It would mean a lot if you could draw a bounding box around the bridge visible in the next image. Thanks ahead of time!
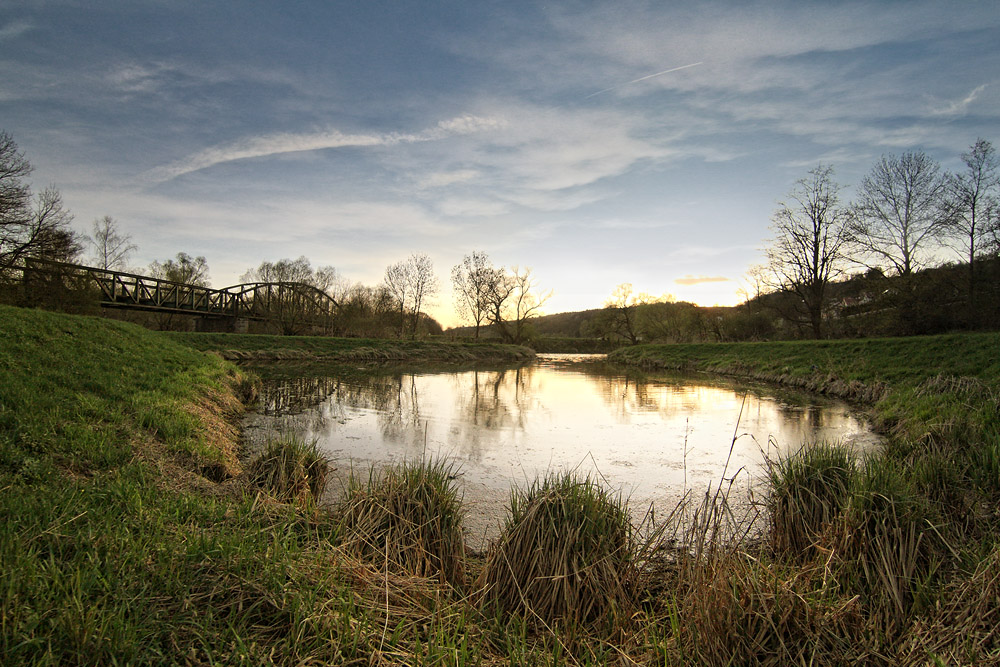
[14,258,340,332]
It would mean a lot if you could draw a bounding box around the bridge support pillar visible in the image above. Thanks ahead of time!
[232,317,249,333]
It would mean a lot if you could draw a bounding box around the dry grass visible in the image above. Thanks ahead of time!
[337,459,466,587]
[894,547,1000,666]
[767,443,857,559]
[478,474,650,638]
[245,436,331,505]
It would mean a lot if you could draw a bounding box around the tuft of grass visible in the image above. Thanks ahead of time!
[478,473,644,636]
[337,459,465,586]
[245,436,330,505]
[838,456,950,631]
[767,442,857,559]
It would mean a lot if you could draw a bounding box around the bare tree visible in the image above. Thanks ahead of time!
[850,151,950,276]
[483,265,551,344]
[383,253,439,338]
[943,138,999,311]
[406,253,438,338]
[149,252,210,286]
[87,215,137,270]
[451,250,495,339]
[0,131,80,269]
[240,256,342,334]
[764,165,850,338]
[383,259,410,337]
[598,283,647,344]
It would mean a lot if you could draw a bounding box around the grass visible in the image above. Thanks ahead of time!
[166,330,537,364]
[767,442,856,559]
[5,304,1000,664]
[245,435,330,505]
[337,458,466,587]
[479,474,646,638]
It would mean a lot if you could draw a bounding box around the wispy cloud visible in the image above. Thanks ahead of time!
[585,61,703,98]
[147,115,505,182]
[929,84,988,117]
[0,20,34,42]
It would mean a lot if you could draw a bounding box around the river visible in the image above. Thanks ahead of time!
[242,353,879,547]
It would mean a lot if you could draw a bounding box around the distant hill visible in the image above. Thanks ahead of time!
[445,308,606,339]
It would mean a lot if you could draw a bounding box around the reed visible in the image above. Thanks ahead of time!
[767,442,857,559]
[245,436,330,505]
[337,459,465,586]
[478,473,645,637]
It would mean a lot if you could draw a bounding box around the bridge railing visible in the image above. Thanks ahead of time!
[16,259,340,329]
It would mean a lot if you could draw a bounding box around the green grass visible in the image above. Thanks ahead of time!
[613,333,1000,664]
[167,330,536,364]
[479,474,647,639]
[245,436,330,505]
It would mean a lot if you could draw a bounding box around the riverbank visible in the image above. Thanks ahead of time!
[166,331,535,363]
[3,307,998,664]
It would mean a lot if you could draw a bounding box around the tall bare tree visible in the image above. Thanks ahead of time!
[406,253,438,337]
[383,253,439,338]
[597,283,647,344]
[0,131,80,268]
[383,259,410,338]
[850,151,949,276]
[451,250,495,339]
[764,165,850,338]
[87,215,137,270]
[149,252,210,286]
[241,256,342,334]
[943,138,999,312]
[483,266,551,344]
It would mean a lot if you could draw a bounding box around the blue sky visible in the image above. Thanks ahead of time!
[2,1,998,325]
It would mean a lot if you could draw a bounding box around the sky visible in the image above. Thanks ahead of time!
[2,1,999,327]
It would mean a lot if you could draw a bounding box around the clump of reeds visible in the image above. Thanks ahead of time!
[767,443,856,559]
[337,459,465,587]
[659,487,872,666]
[245,436,330,505]
[478,473,644,636]
[839,456,949,631]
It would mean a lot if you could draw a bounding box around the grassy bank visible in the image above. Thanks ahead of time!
[610,334,1000,662]
[166,330,535,364]
[610,333,1000,439]
[4,306,999,664]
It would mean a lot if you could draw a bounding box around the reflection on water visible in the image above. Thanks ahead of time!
[243,354,880,523]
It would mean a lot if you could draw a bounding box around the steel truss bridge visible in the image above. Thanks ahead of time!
[15,258,340,330]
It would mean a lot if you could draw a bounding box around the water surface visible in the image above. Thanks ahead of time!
[243,354,878,541]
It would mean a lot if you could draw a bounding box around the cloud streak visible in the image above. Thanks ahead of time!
[929,84,988,117]
[585,62,704,98]
[147,115,505,182]
[675,275,731,286]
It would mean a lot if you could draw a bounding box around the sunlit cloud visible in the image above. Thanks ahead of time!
[675,275,730,286]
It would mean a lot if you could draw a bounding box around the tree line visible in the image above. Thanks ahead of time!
[760,139,999,339]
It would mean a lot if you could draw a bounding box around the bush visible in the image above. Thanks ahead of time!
[337,459,465,586]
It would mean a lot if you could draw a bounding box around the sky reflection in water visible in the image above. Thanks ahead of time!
[244,354,879,520]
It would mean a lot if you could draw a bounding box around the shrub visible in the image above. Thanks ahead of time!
[337,459,465,586]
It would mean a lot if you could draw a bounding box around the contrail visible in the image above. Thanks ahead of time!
[585,61,703,99]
